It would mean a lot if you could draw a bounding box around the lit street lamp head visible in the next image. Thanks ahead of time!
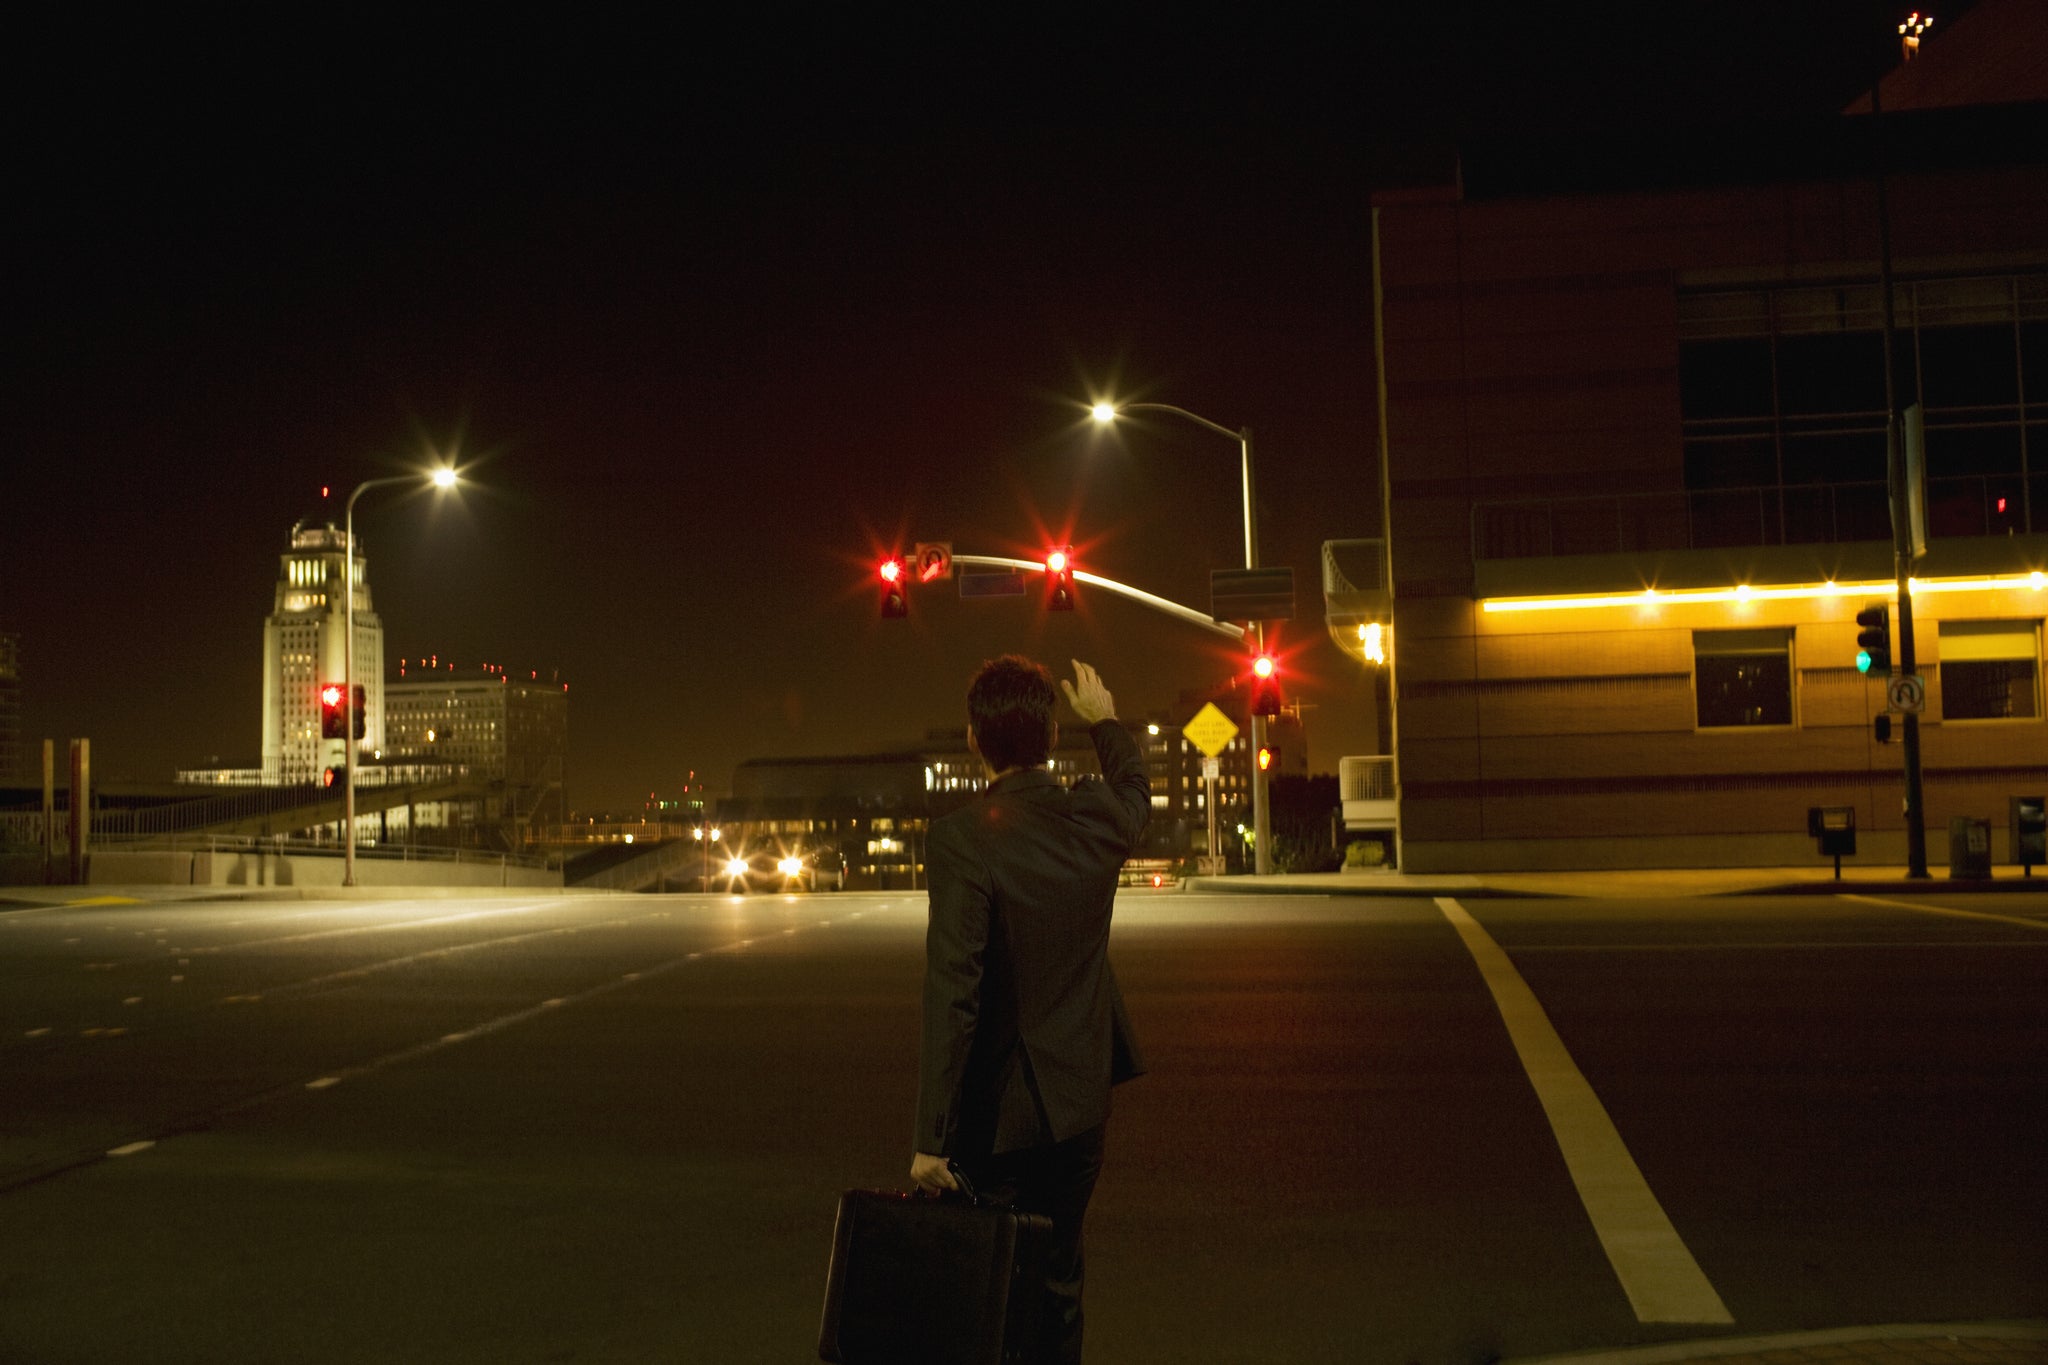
[430,467,458,489]
[1090,402,1117,424]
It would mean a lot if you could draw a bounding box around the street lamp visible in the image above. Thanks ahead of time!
[342,463,461,887]
[1091,400,1273,874]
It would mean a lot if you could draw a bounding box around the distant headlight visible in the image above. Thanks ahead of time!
[724,857,748,877]
[777,856,803,877]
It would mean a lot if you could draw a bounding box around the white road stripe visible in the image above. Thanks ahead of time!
[1436,897,1733,1326]
[107,1141,155,1157]
[1838,893,2048,933]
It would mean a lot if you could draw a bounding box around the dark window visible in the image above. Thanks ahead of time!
[1781,428,1886,486]
[1776,332,1886,416]
[1695,629,1793,728]
[1684,435,1777,489]
[1943,661,2039,719]
[1679,339,1774,419]
[1923,420,2023,477]
[1919,323,2019,409]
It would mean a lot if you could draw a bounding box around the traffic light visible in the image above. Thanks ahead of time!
[1249,652,1282,717]
[348,685,365,741]
[1045,547,1075,612]
[320,683,346,739]
[879,558,908,618]
[1257,745,1274,772]
[321,765,346,788]
[1855,603,1891,675]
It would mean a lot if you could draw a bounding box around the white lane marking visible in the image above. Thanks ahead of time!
[305,1077,340,1090]
[1515,939,2048,952]
[107,1141,155,1157]
[122,996,142,1005]
[1838,893,2048,933]
[1436,897,1733,1326]
[24,1027,50,1038]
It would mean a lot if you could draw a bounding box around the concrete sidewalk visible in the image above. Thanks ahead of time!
[1505,1319,2048,1364]
[1182,863,2048,900]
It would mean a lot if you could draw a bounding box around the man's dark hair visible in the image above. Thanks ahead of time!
[967,655,1056,772]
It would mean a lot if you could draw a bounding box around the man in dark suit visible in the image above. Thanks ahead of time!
[910,655,1150,1364]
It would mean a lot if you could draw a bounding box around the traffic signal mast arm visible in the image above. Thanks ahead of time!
[948,553,1246,641]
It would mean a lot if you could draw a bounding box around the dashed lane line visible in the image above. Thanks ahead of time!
[0,901,902,1193]
[1436,897,1734,1327]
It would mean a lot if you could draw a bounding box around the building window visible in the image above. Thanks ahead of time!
[1939,620,2040,721]
[1694,629,1793,729]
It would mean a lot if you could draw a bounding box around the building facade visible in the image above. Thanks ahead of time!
[1373,54,2048,869]
[260,517,384,785]
[382,665,570,831]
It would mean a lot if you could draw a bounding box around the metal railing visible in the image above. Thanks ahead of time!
[1339,756,1395,803]
[1472,476,2039,561]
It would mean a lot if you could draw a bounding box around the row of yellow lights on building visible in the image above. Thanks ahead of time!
[1481,572,2048,614]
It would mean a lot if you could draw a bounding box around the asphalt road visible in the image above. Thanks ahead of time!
[0,887,2041,1364]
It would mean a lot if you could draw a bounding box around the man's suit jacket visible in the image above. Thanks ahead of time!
[916,719,1151,1159]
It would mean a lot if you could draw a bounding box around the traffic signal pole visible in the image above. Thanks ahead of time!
[1874,72,1930,879]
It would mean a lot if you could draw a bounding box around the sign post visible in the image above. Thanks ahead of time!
[1184,703,1240,875]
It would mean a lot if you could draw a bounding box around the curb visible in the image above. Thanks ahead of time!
[1501,1319,2048,1364]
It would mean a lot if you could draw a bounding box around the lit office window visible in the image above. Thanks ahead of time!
[1938,620,2040,720]
[1694,629,1793,728]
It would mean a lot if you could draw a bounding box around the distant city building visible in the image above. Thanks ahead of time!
[383,661,569,829]
[0,632,19,780]
[260,516,383,784]
[714,701,1309,883]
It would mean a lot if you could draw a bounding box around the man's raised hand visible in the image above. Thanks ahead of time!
[1060,659,1117,725]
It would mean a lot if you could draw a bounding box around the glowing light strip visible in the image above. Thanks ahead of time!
[1482,571,2048,613]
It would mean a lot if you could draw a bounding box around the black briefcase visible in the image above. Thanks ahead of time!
[817,1173,1053,1365]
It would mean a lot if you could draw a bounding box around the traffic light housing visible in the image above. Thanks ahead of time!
[1855,604,1891,675]
[1045,547,1075,612]
[1249,653,1282,717]
[320,683,347,739]
[879,558,908,618]
[349,685,365,741]
[321,765,346,789]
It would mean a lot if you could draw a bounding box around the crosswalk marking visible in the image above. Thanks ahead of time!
[1436,897,1733,1326]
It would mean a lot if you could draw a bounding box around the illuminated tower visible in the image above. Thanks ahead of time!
[261,517,384,784]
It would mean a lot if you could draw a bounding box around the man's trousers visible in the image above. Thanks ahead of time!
[959,1122,1108,1365]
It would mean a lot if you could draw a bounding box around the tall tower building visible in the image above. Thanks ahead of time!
[261,517,384,784]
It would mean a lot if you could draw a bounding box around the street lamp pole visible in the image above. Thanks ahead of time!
[342,467,458,888]
[1094,401,1273,874]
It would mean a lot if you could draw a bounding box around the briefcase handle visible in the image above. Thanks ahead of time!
[911,1161,984,1207]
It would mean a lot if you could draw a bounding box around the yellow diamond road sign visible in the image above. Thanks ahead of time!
[1183,702,1239,759]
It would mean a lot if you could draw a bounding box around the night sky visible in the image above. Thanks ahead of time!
[3,5,1929,813]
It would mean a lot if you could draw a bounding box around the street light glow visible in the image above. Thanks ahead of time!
[431,467,458,489]
[1090,402,1116,423]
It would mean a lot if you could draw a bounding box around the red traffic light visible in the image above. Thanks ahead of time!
[1248,653,1282,717]
[880,557,909,618]
[320,684,344,706]
[1046,547,1075,612]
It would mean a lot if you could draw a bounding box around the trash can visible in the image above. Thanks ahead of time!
[2010,796,2046,875]
[1949,816,1992,880]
